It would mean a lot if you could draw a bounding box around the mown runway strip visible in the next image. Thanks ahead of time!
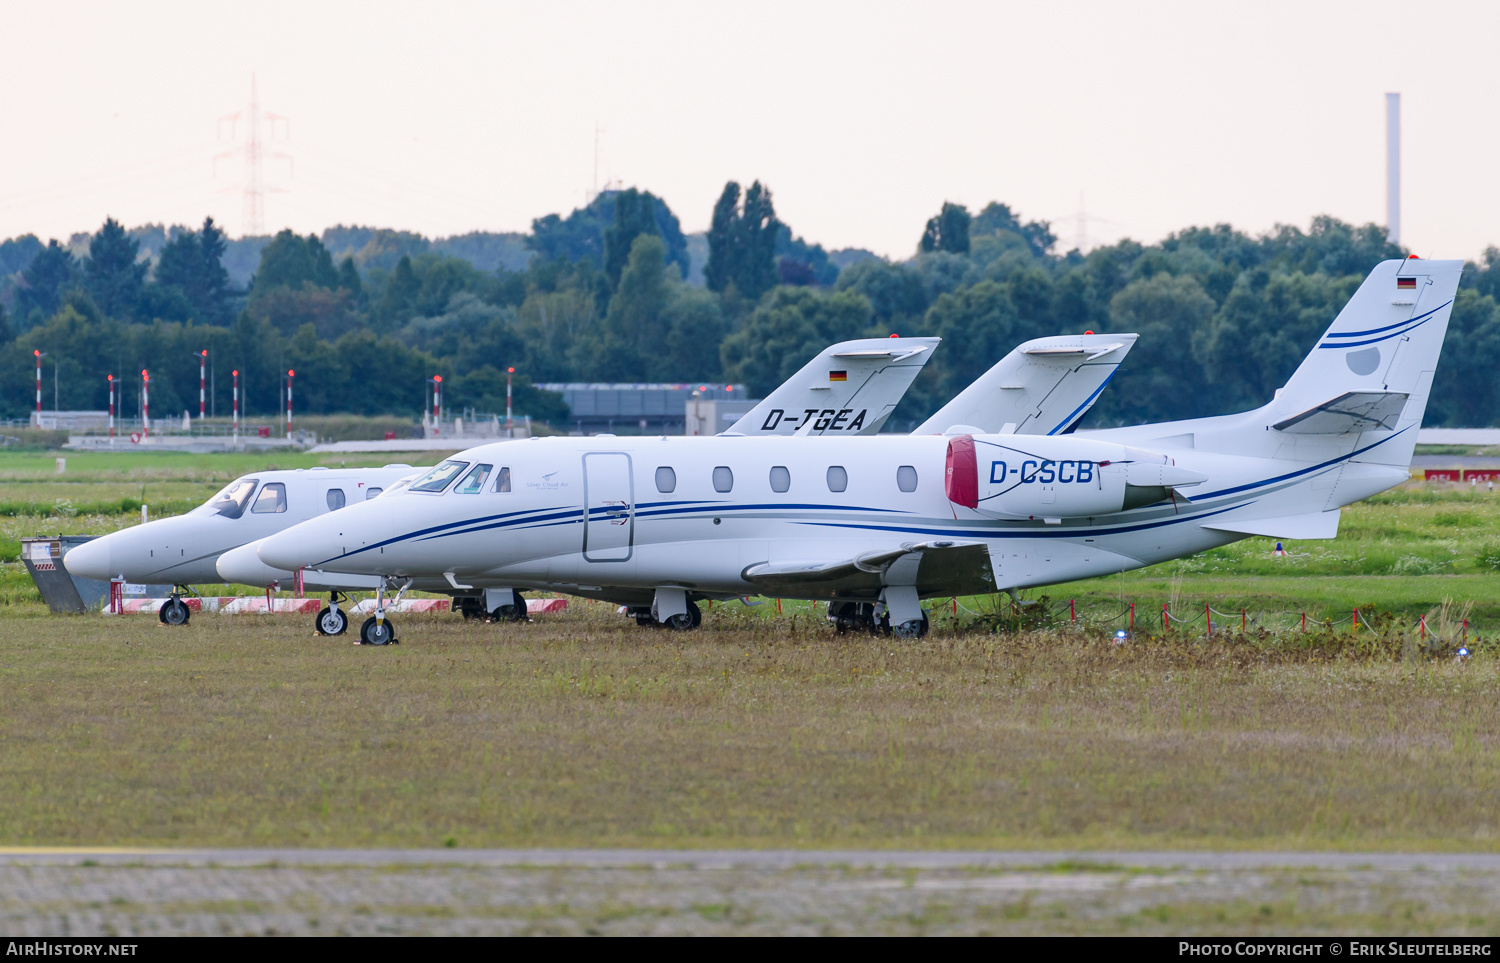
[4,849,1500,935]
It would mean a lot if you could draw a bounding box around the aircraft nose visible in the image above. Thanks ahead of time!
[62,536,113,581]
[258,510,360,572]
[217,541,289,588]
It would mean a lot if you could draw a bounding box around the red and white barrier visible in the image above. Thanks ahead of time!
[102,595,568,616]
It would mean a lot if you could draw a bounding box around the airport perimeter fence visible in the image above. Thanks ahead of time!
[744,594,1480,648]
[939,595,1478,646]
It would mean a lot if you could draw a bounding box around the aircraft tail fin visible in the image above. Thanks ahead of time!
[726,337,940,436]
[1270,258,1462,466]
[913,333,1137,436]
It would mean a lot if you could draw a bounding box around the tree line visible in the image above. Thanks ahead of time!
[1,186,1499,428]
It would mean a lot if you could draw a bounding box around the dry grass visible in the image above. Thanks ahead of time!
[0,602,1496,851]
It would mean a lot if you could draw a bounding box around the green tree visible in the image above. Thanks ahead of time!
[249,230,339,296]
[154,217,232,324]
[336,256,363,301]
[704,180,780,301]
[378,255,420,331]
[1094,273,1218,423]
[14,240,77,325]
[83,218,147,319]
[720,288,873,396]
[919,202,971,255]
[604,188,660,289]
[591,234,671,380]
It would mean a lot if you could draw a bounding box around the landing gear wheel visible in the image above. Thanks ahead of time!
[159,597,190,626]
[456,597,486,621]
[360,616,396,646]
[829,602,857,635]
[316,606,349,636]
[491,591,528,623]
[663,600,702,631]
[893,614,930,639]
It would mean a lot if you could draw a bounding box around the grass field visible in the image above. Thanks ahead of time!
[0,605,1495,850]
[0,449,1497,853]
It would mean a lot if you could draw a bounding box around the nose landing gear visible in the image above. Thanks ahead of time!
[158,586,193,626]
[316,591,350,636]
[357,578,410,646]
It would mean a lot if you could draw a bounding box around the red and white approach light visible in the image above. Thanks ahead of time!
[106,374,116,443]
[506,367,514,438]
[232,370,240,439]
[140,369,150,442]
[284,369,294,439]
[198,350,207,419]
[33,350,44,416]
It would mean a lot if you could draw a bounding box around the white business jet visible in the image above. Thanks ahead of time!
[257,258,1456,645]
[226,333,1137,637]
[63,465,421,628]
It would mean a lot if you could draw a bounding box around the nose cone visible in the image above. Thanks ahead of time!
[217,540,290,588]
[258,499,392,573]
[62,537,113,581]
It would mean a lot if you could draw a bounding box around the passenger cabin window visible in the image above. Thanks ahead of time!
[826,466,848,493]
[897,466,918,492]
[251,482,287,514]
[207,478,257,519]
[495,467,512,493]
[713,466,734,493]
[769,466,790,493]
[326,488,346,511]
[454,463,492,494]
[655,466,676,493]
[365,487,383,500]
[409,460,469,493]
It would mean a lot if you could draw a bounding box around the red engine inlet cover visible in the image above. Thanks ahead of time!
[945,434,978,508]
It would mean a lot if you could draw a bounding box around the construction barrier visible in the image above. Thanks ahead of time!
[1425,468,1500,483]
[102,596,569,616]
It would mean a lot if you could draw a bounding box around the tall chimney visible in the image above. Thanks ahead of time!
[1386,92,1401,245]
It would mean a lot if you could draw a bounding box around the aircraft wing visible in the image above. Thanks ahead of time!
[725,336,941,436]
[913,333,1137,436]
[1271,391,1409,434]
[741,540,996,598]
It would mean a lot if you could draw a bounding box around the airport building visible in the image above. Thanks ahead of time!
[536,383,756,435]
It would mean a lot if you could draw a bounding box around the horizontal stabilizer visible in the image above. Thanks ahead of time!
[1200,510,1341,540]
[1272,391,1409,434]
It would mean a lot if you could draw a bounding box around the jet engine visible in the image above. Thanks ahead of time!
[945,434,1205,520]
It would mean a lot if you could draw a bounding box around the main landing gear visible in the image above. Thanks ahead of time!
[158,586,193,626]
[315,591,350,636]
[490,590,528,623]
[627,599,702,630]
[828,601,928,638]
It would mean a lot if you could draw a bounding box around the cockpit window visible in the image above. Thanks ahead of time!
[408,460,470,493]
[454,463,493,494]
[250,482,287,514]
[206,478,258,519]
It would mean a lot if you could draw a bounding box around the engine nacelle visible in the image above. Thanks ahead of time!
[945,433,1204,519]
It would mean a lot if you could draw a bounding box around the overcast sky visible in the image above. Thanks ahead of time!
[2,0,1496,261]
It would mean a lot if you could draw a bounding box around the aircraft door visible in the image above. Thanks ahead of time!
[582,452,634,562]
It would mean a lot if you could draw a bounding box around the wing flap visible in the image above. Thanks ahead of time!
[741,541,995,597]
